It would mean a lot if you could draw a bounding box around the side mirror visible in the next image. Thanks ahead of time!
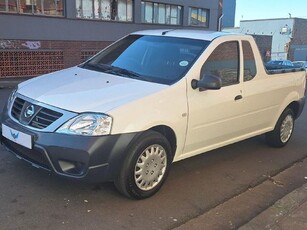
[191,74,222,91]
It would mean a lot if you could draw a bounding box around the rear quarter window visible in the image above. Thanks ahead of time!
[242,40,257,81]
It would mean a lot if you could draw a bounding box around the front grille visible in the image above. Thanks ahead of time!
[30,108,63,129]
[11,97,25,120]
[11,97,63,129]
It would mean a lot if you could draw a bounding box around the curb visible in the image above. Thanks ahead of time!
[173,158,307,230]
[0,81,19,89]
[238,183,307,230]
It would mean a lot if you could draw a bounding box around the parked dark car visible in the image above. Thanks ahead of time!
[265,60,294,70]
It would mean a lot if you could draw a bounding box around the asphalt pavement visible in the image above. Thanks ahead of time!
[0,79,307,230]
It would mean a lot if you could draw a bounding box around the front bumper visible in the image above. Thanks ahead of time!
[0,115,139,183]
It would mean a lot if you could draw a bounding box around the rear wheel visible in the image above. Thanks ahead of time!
[115,130,172,199]
[266,108,294,147]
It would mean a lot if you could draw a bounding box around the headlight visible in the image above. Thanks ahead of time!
[56,113,112,136]
[7,87,18,110]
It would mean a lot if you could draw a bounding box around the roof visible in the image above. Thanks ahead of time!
[131,29,234,41]
[240,17,307,23]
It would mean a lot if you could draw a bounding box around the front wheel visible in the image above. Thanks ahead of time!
[266,108,295,147]
[115,130,172,199]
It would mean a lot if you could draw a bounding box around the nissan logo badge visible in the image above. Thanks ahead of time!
[24,105,35,118]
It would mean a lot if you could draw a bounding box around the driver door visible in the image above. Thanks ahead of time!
[183,41,246,157]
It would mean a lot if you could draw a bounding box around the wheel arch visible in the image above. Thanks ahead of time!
[271,91,305,129]
[150,125,177,159]
[287,97,305,119]
[288,101,300,119]
[272,101,299,129]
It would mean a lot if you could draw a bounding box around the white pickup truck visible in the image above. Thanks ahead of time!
[1,30,306,199]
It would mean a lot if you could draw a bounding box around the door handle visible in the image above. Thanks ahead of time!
[234,95,243,101]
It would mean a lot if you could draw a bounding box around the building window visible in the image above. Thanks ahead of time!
[76,0,133,21]
[0,0,64,16]
[0,0,17,12]
[188,7,209,27]
[141,1,182,25]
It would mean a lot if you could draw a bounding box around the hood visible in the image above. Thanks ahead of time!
[18,67,167,113]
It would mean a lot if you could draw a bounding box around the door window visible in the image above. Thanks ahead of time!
[201,41,240,87]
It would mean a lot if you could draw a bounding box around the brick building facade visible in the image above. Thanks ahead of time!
[0,40,110,78]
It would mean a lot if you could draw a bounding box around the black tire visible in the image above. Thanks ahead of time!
[114,130,172,199]
[266,108,295,148]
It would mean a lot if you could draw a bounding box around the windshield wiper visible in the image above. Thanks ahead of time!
[106,66,151,82]
[81,63,152,82]
[80,63,110,72]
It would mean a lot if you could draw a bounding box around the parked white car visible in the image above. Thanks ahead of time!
[293,61,307,68]
[1,30,306,199]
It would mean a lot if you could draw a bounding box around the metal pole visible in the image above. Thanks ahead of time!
[218,14,224,31]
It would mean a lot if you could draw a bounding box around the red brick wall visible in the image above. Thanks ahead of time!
[0,40,111,78]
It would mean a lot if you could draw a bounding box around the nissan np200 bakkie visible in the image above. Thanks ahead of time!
[1,30,306,199]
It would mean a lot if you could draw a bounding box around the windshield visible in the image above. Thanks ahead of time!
[81,35,210,85]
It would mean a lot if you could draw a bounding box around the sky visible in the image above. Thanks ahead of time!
[235,0,307,26]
